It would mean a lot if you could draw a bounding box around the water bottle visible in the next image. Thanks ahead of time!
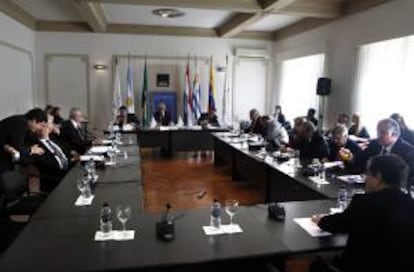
[338,185,348,211]
[210,199,222,229]
[100,202,113,235]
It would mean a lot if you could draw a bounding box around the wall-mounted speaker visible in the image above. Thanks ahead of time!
[316,77,331,96]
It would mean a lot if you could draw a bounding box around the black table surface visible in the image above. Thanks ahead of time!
[213,134,364,199]
[0,200,346,271]
[32,181,143,220]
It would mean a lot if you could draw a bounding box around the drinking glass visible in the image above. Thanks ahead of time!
[77,177,91,198]
[108,149,116,165]
[225,200,239,225]
[116,205,132,234]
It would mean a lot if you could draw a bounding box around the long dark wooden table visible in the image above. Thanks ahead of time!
[137,127,228,153]
[0,200,345,271]
[0,138,348,271]
[213,133,364,203]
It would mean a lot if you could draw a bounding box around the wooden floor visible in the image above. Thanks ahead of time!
[140,149,311,272]
[141,149,263,214]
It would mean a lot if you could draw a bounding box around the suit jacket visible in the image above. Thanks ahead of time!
[114,113,139,127]
[197,113,219,127]
[328,138,362,162]
[349,125,370,139]
[248,117,267,136]
[30,138,70,192]
[401,128,414,146]
[153,111,171,126]
[354,138,414,187]
[292,132,329,160]
[60,120,91,154]
[0,115,30,173]
[318,188,414,272]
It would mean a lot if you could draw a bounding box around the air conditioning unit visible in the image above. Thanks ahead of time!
[235,48,269,59]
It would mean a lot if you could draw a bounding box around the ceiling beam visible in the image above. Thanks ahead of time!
[85,0,262,13]
[274,0,391,41]
[71,0,107,32]
[0,0,36,29]
[37,21,92,33]
[272,0,343,18]
[107,24,217,37]
[35,21,273,40]
[343,0,390,14]
[216,0,299,38]
[273,18,334,40]
[216,13,263,38]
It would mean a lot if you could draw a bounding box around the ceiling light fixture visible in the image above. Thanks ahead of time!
[152,8,185,19]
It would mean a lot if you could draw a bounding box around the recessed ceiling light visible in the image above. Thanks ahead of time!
[152,8,185,19]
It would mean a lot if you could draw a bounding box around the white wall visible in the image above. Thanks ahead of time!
[0,12,36,118]
[35,32,273,130]
[273,0,414,128]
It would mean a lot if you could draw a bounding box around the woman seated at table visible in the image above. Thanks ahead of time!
[153,102,171,126]
[348,113,370,139]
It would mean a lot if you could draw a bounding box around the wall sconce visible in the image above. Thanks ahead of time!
[94,64,107,70]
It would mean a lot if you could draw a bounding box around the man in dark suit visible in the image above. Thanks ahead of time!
[114,105,139,128]
[197,110,219,128]
[311,155,414,272]
[246,109,267,136]
[153,102,171,126]
[60,108,91,154]
[306,108,318,127]
[328,125,362,166]
[30,123,71,192]
[354,118,414,188]
[290,120,329,161]
[0,108,47,173]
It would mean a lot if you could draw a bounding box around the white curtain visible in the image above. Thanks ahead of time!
[354,35,414,135]
[278,54,325,124]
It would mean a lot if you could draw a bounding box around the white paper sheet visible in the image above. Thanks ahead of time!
[74,195,95,206]
[80,155,105,162]
[202,224,243,235]
[94,230,135,241]
[88,146,110,154]
[309,176,330,185]
[294,217,331,237]
[323,161,344,169]
[337,175,365,184]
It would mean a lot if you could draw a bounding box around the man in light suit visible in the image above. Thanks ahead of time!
[312,155,414,272]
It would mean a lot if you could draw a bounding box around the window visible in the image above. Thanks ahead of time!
[354,35,414,135]
[278,53,325,123]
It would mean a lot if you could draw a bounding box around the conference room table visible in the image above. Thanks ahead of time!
[0,135,348,271]
[213,132,365,203]
[0,199,346,271]
[137,126,229,153]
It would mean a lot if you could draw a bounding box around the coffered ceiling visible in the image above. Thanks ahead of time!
[0,0,391,41]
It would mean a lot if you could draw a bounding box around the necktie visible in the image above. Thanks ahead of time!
[46,139,69,170]
[380,147,388,155]
[77,126,85,141]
